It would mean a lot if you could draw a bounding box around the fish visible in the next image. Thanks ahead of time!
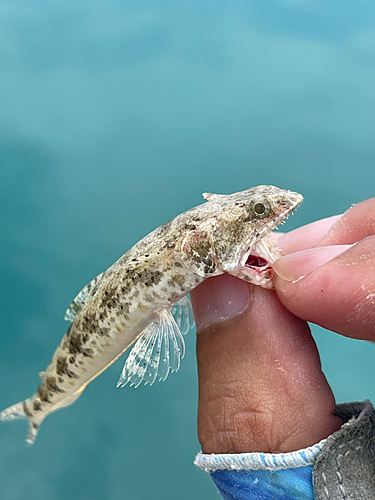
[1,185,303,445]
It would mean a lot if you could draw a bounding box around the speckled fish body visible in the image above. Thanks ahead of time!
[1,185,303,444]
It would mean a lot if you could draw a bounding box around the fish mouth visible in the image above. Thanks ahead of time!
[235,235,280,288]
[245,255,269,268]
[242,237,275,283]
[245,254,270,272]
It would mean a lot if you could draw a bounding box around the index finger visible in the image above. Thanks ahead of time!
[317,197,375,246]
[277,197,375,255]
[276,215,342,254]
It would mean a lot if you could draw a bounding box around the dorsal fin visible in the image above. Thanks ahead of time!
[64,272,105,322]
[202,192,224,202]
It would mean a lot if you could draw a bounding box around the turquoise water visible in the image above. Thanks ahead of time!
[1,1,375,499]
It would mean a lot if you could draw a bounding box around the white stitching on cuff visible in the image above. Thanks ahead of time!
[194,439,327,472]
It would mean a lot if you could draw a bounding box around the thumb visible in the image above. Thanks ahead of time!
[190,273,341,455]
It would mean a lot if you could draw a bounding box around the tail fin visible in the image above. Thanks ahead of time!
[1,400,43,446]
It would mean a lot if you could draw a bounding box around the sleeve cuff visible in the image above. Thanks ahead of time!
[194,438,326,472]
[194,441,325,499]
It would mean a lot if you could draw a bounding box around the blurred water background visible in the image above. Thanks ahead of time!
[1,1,375,499]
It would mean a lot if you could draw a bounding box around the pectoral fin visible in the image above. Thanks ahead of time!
[171,295,195,335]
[117,308,185,389]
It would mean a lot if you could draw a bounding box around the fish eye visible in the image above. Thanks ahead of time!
[254,203,265,215]
[248,197,272,218]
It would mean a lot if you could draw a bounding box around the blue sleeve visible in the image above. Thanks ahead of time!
[210,466,314,499]
[195,439,326,500]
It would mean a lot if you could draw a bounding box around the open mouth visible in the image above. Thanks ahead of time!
[245,254,269,269]
[242,236,278,273]
[238,237,277,287]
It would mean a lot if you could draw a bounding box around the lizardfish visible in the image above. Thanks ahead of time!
[1,185,303,445]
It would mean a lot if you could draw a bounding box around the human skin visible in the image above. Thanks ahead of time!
[191,197,375,454]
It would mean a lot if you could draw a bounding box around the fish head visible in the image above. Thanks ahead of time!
[211,185,303,288]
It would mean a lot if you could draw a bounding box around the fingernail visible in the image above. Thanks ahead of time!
[191,274,251,332]
[276,215,342,254]
[273,245,353,282]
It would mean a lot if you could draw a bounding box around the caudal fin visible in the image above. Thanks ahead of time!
[1,400,42,446]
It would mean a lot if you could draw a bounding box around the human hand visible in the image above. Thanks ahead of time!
[190,197,375,455]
